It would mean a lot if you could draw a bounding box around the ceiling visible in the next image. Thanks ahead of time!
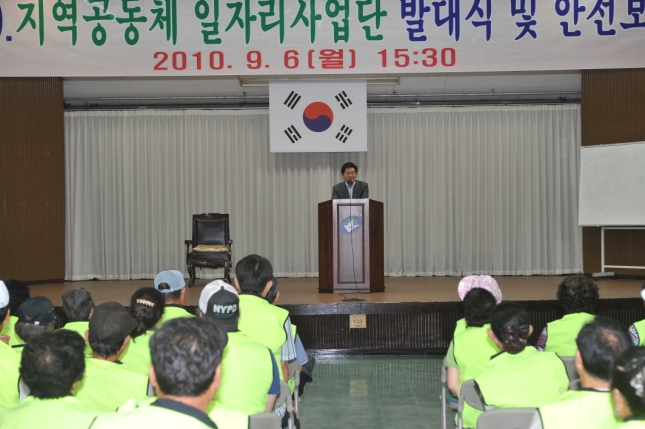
[63,70,581,109]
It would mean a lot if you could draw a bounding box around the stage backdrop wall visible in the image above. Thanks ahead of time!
[65,105,582,280]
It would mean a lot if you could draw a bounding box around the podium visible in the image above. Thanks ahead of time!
[318,199,384,293]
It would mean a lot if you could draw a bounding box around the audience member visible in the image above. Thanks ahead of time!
[536,275,598,355]
[454,275,503,337]
[154,270,194,326]
[446,287,499,397]
[0,279,30,347]
[531,317,631,429]
[119,288,165,376]
[199,280,279,416]
[0,281,20,410]
[13,296,57,351]
[462,302,569,429]
[628,283,645,346]
[0,330,96,428]
[90,317,227,429]
[60,287,95,356]
[73,302,149,413]
[234,255,297,426]
[611,347,645,427]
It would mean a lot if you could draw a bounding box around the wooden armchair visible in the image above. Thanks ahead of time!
[185,213,233,287]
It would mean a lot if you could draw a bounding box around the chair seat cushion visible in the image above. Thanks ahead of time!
[190,245,230,254]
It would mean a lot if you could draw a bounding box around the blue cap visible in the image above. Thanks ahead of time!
[154,270,185,293]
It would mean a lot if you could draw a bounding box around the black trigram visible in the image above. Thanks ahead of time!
[335,125,353,143]
[284,125,302,143]
[335,91,352,109]
[283,91,302,109]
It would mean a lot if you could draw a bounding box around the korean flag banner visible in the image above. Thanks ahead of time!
[269,81,367,153]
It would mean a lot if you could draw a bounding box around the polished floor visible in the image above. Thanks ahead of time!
[299,356,444,429]
[30,276,643,307]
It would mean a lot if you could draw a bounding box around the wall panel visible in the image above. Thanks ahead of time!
[0,78,65,282]
[581,69,645,275]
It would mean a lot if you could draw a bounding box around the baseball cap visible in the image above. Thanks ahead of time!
[154,270,185,293]
[0,281,9,308]
[457,275,502,304]
[199,280,239,330]
[17,297,57,325]
[89,302,137,343]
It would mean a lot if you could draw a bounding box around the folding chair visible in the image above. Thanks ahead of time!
[441,357,459,429]
[559,356,580,390]
[274,380,295,429]
[457,379,486,429]
[288,359,300,413]
[476,408,539,429]
[249,412,282,429]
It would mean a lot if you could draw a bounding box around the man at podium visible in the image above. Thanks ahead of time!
[331,162,369,199]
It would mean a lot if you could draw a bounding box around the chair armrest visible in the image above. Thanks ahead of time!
[228,239,233,246]
[185,240,194,253]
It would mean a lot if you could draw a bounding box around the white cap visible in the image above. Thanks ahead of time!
[0,281,9,308]
[199,280,238,315]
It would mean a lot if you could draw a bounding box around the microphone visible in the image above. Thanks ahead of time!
[346,180,354,186]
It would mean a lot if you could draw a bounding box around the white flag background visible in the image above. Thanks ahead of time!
[269,81,367,153]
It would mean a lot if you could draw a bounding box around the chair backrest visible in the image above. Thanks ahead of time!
[559,356,578,383]
[461,379,486,411]
[476,408,539,429]
[193,214,229,246]
[249,412,281,429]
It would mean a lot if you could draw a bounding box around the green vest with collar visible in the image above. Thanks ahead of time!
[538,389,620,429]
[545,312,595,356]
[157,305,195,328]
[454,318,467,337]
[453,324,499,385]
[617,421,645,428]
[73,357,149,413]
[0,340,20,410]
[90,398,217,429]
[0,395,96,429]
[462,347,569,429]
[237,294,288,379]
[59,321,93,357]
[207,331,274,416]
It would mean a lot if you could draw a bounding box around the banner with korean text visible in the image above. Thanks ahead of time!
[269,80,367,152]
[0,0,644,77]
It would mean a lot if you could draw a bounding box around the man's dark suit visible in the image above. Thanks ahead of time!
[331,180,369,199]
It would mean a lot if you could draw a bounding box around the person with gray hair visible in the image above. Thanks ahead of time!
[60,288,95,356]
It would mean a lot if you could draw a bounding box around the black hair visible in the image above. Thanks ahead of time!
[89,338,125,359]
[265,276,279,304]
[235,254,274,295]
[576,316,632,381]
[130,287,165,339]
[341,162,358,174]
[556,275,599,314]
[490,302,531,355]
[611,347,645,418]
[62,288,95,322]
[158,283,183,301]
[5,279,30,314]
[20,330,85,399]
[150,317,227,397]
[463,288,497,327]
[15,322,54,343]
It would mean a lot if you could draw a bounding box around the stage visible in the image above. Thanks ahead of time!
[32,276,645,355]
